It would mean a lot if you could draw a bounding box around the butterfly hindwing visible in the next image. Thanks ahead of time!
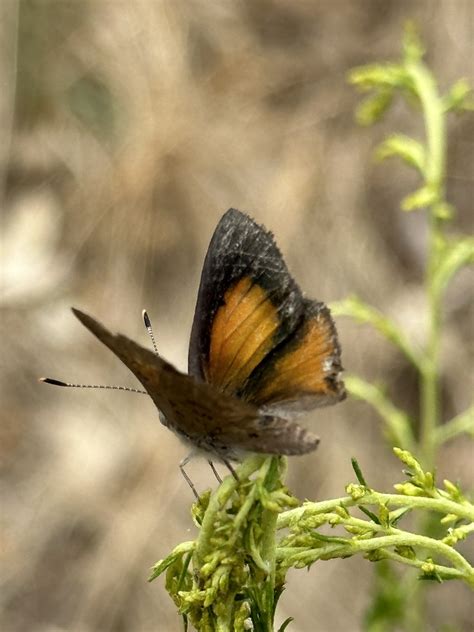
[241,299,345,416]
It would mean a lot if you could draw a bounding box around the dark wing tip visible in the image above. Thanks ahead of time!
[71,307,108,338]
[223,207,246,220]
[70,307,123,357]
[222,208,273,235]
[221,208,268,235]
[71,306,90,326]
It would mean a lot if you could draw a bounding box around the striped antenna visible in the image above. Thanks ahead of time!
[142,309,159,356]
[39,377,147,395]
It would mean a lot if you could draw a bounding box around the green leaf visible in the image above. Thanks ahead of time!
[402,22,425,63]
[433,202,455,221]
[389,507,412,526]
[359,505,381,524]
[432,237,474,297]
[351,457,369,486]
[375,134,425,173]
[148,542,195,582]
[149,554,180,583]
[278,617,294,632]
[442,479,465,502]
[348,63,407,91]
[401,185,439,211]
[443,78,473,112]
[355,89,394,126]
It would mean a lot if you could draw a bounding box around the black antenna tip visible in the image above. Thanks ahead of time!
[142,309,151,328]
[39,377,68,387]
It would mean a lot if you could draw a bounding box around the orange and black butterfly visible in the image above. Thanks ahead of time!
[42,209,345,475]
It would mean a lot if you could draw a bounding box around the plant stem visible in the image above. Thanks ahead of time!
[277,494,474,528]
[259,458,280,577]
[405,58,446,471]
[277,532,474,585]
[404,49,448,630]
[258,457,282,630]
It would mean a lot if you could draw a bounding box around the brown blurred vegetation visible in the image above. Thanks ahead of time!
[1,1,472,631]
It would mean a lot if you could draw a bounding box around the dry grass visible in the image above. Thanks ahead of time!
[1,1,472,630]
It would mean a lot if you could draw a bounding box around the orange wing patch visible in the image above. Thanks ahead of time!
[251,308,343,407]
[207,276,280,393]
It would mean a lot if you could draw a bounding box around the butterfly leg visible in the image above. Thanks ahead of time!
[179,454,200,500]
[222,458,239,482]
[208,460,222,484]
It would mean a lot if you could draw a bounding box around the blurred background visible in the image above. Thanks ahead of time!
[1,1,472,630]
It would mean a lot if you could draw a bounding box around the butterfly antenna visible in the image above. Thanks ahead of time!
[142,309,159,356]
[39,377,147,395]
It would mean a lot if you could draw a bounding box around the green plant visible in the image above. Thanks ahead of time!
[150,25,473,631]
[330,22,473,629]
[150,456,296,632]
[151,450,473,631]
[334,23,473,470]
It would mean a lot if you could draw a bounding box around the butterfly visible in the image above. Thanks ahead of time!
[42,209,345,487]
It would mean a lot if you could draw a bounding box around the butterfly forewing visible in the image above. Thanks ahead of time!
[188,209,304,389]
[207,276,281,392]
[72,309,319,456]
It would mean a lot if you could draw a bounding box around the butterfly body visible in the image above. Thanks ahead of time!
[71,209,345,459]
